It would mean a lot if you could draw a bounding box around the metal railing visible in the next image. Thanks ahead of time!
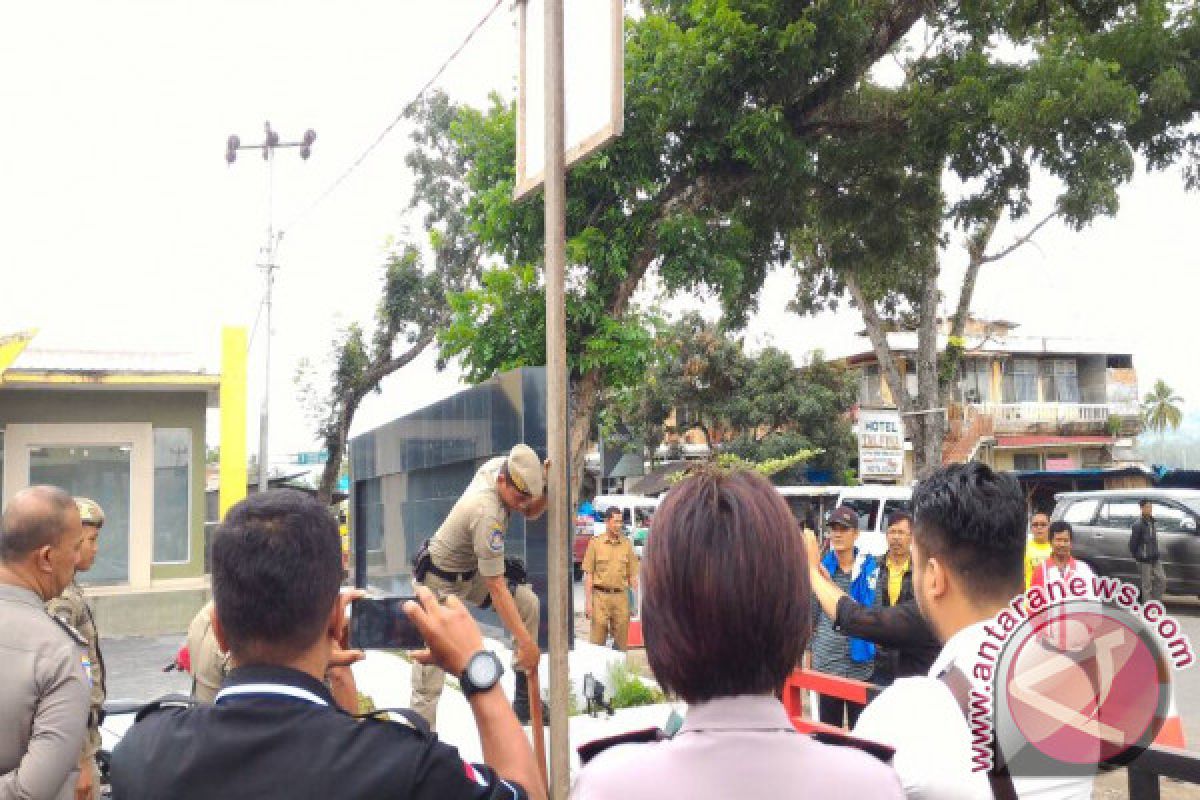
[785,667,1200,796]
[972,402,1111,433]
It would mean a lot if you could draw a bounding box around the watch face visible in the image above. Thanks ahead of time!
[467,653,500,688]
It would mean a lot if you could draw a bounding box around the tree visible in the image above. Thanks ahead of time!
[605,315,857,481]
[437,0,942,497]
[1143,379,1185,436]
[789,0,1200,473]
[298,94,483,503]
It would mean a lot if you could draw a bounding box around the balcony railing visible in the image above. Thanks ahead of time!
[971,402,1112,434]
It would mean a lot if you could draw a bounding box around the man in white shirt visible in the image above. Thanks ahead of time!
[852,464,1094,800]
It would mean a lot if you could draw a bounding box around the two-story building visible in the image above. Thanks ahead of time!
[845,317,1144,486]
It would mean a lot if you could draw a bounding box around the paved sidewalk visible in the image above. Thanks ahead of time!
[101,634,191,703]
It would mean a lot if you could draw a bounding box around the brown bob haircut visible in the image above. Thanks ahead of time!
[642,469,812,704]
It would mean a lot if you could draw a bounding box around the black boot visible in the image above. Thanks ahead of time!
[513,672,531,724]
[512,672,547,725]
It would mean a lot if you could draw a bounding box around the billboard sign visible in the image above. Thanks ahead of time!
[858,409,905,479]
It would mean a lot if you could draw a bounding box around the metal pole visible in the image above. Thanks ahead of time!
[543,0,570,796]
[258,147,275,493]
[258,259,273,492]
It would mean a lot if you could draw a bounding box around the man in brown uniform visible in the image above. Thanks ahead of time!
[583,506,639,650]
[410,444,548,728]
[184,601,230,704]
[46,497,106,800]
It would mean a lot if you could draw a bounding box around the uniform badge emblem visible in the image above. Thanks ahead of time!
[488,526,505,552]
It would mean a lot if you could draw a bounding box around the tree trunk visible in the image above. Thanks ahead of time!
[568,369,603,506]
[912,259,944,475]
[844,273,913,414]
[317,392,362,506]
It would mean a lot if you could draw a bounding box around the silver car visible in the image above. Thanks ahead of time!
[1051,489,1200,595]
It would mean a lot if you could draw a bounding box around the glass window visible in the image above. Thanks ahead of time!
[1013,453,1042,471]
[860,364,883,406]
[957,359,992,404]
[30,445,130,585]
[840,498,880,531]
[1098,501,1140,528]
[1040,359,1080,403]
[1005,359,1038,403]
[882,498,912,525]
[1152,503,1189,534]
[154,429,191,563]
[1062,499,1099,524]
[358,478,383,552]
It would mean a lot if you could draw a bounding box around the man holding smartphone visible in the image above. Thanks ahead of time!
[412,444,548,729]
[111,489,544,800]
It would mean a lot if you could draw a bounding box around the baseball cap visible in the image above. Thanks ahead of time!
[506,444,545,498]
[829,506,859,530]
[75,497,105,528]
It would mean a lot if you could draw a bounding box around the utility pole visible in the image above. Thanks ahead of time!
[543,0,570,796]
[226,122,316,492]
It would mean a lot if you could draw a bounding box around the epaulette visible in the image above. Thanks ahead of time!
[50,614,88,648]
[811,729,896,765]
[577,727,665,765]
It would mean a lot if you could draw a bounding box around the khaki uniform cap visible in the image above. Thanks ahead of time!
[75,497,105,528]
[506,444,544,497]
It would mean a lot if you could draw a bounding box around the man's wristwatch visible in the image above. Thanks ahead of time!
[460,651,504,697]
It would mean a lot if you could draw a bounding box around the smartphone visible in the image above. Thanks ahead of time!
[349,596,424,650]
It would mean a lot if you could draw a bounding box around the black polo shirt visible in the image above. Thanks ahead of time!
[110,665,527,800]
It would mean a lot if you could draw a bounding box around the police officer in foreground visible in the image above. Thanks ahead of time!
[0,486,90,800]
[411,444,549,728]
[582,506,639,650]
[46,497,108,800]
[111,489,544,800]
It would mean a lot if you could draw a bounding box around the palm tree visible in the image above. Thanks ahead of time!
[1142,380,1185,435]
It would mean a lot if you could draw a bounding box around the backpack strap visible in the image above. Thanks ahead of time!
[939,666,1018,800]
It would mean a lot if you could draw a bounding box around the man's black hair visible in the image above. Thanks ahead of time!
[1139,498,1153,508]
[912,463,1025,604]
[1049,520,1073,538]
[887,510,914,528]
[605,506,623,521]
[0,485,76,563]
[211,489,343,661]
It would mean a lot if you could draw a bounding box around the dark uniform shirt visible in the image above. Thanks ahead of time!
[110,665,528,800]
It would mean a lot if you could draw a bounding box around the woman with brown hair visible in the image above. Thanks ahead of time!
[571,469,901,799]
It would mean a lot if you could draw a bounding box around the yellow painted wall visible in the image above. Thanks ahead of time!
[219,327,248,519]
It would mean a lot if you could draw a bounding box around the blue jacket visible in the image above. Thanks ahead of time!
[822,548,880,664]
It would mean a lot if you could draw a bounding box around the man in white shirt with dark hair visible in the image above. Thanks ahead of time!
[852,463,1094,800]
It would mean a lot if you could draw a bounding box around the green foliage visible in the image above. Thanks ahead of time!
[1143,379,1186,435]
[607,661,666,710]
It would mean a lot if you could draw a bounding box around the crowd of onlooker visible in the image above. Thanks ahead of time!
[2,459,1112,799]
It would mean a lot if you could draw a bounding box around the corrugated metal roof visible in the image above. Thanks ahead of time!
[11,347,214,376]
[840,331,1134,361]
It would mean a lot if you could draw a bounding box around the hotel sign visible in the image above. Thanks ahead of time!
[858,410,905,478]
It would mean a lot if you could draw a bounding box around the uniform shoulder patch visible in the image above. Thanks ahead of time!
[577,727,665,765]
[51,613,88,647]
[487,524,505,552]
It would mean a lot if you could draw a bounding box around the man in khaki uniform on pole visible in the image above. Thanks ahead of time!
[46,498,107,800]
[0,486,90,800]
[411,444,548,729]
[184,601,230,704]
[582,506,639,650]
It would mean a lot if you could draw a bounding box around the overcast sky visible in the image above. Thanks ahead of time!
[2,1,1196,464]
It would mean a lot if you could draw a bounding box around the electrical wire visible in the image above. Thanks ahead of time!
[281,0,506,234]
